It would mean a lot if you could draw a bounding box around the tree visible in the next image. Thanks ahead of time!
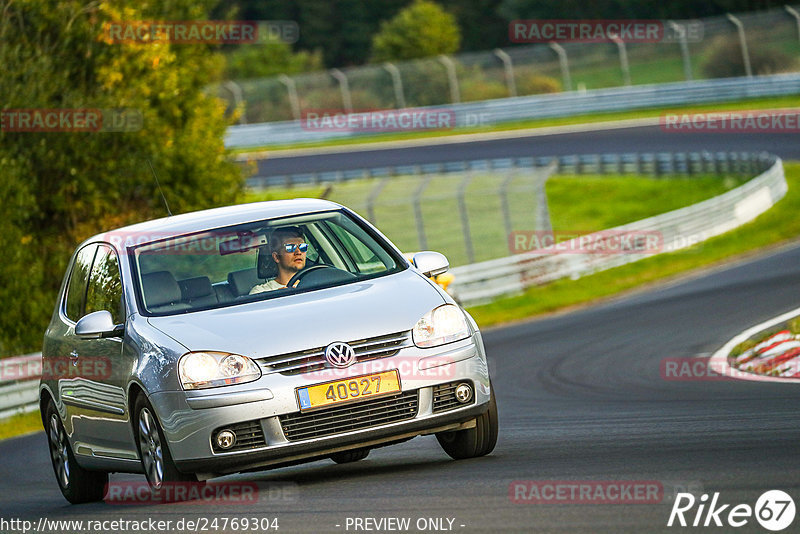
[224,41,323,80]
[371,0,461,62]
[0,0,244,354]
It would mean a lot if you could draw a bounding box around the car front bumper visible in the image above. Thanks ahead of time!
[148,335,491,478]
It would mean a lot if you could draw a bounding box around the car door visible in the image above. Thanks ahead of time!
[65,243,137,460]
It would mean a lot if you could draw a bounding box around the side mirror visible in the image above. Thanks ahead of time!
[75,310,123,339]
[412,251,449,278]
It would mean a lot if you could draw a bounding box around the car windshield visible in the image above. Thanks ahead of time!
[131,210,404,316]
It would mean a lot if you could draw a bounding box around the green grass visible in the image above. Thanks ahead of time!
[233,95,800,154]
[246,172,741,267]
[466,162,800,328]
[0,411,42,440]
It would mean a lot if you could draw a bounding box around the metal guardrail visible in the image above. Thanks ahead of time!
[0,353,42,419]
[227,73,800,149]
[449,152,786,306]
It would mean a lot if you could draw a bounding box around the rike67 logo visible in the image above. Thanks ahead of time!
[667,490,796,531]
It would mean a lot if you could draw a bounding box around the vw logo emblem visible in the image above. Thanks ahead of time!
[325,342,356,368]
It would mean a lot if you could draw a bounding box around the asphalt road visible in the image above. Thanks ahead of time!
[3,241,800,533]
[254,127,800,177]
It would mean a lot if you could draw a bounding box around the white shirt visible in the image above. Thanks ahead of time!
[249,279,286,294]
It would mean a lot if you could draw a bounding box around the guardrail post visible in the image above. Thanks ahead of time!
[726,14,753,77]
[493,48,517,98]
[438,55,461,104]
[383,63,406,109]
[548,42,572,92]
[330,68,353,113]
[668,21,694,81]
[412,170,432,250]
[457,173,476,264]
[278,74,301,121]
[611,36,632,86]
[786,6,800,43]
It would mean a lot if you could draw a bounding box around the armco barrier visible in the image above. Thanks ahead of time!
[0,353,42,419]
[448,151,786,305]
[226,73,800,149]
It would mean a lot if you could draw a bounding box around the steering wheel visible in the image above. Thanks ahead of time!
[286,265,331,288]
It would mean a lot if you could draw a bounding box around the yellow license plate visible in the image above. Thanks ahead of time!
[296,370,401,412]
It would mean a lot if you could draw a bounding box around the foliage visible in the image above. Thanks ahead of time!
[701,36,796,78]
[371,0,461,62]
[224,41,323,80]
[0,0,244,355]
[516,73,562,95]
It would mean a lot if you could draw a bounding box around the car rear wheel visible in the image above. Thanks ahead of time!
[436,385,498,460]
[45,399,108,503]
[134,395,194,491]
[330,447,370,464]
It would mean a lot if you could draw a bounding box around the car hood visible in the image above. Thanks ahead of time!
[146,269,445,358]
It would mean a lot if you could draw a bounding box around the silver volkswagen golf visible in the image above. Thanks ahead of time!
[40,199,497,504]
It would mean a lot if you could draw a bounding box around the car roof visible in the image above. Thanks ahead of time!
[83,198,344,251]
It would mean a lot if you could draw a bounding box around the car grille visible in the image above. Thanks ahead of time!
[432,381,474,413]
[279,391,419,442]
[256,331,411,375]
[211,420,266,453]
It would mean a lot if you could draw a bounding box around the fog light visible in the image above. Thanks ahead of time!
[216,430,236,450]
[455,383,473,404]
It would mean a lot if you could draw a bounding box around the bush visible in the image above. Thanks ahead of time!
[516,73,562,95]
[701,37,796,78]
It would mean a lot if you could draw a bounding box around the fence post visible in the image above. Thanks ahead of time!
[438,55,461,104]
[457,173,476,264]
[786,6,800,43]
[668,21,694,81]
[222,81,246,124]
[412,170,432,250]
[330,68,353,113]
[383,63,406,109]
[611,36,632,86]
[499,169,516,245]
[548,42,572,91]
[535,163,555,234]
[726,14,753,77]
[278,74,301,121]
[366,176,391,224]
[493,48,517,97]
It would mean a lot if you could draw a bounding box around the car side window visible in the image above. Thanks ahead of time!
[85,244,125,324]
[64,245,97,322]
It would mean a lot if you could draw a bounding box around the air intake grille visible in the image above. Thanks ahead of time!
[256,331,411,375]
[433,381,474,413]
[279,391,419,442]
[212,420,266,453]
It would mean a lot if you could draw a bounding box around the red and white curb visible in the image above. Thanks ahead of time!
[709,306,800,383]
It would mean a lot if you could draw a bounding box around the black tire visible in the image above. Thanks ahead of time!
[330,448,370,464]
[436,386,498,460]
[134,395,194,491]
[44,399,108,504]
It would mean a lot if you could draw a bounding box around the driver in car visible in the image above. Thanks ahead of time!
[249,227,307,294]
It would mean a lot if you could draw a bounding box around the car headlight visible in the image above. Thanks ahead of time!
[412,304,470,348]
[178,352,261,390]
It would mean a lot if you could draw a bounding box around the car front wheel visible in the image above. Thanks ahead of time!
[436,385,498,460]
[134,395,194,491]
[45,399,108,504]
